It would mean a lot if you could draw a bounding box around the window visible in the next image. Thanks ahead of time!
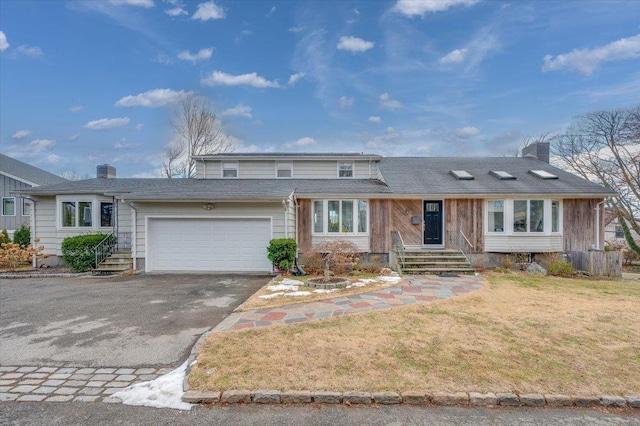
[276,162,292,178]
[222,162,238,178]
[615,225,624,238]
[313,199,368,234]
[513,200,527,232]
[487,200,504,232]
[514,200,544,233]
[22,198,32,216]
[2,197,15,216]
[61,200,93,227]
[101,202,114,227]
[551,200,560,233]
[529,200,544,232]
[338,162,353,178]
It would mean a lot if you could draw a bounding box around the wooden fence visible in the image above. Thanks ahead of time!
[566,251,622,278]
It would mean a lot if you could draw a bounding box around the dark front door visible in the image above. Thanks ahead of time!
[423,200,443,245]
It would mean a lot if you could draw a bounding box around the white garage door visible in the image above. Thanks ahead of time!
[147,218,272,272]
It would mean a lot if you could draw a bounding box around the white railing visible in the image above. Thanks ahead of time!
[458,230,474,267]
[391,230,406,266]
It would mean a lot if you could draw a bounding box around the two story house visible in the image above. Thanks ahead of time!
[1,154,67,239]
[18,145,612,273]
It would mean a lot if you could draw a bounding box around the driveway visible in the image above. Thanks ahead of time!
[0,274,271,368]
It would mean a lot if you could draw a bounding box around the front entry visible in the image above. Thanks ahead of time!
[423,200,443,245]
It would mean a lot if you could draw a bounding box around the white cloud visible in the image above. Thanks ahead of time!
[70,105,82,113]
[337,36,374,53]
[68,134,80,141]
[109,0,154,7]
[177,47,214,64]
[222,104,252,118]
[542,34,640,75]
[43,154,62,164]
[453,126,480,138]
[84,117,130,130]
[266,6,276,17]
[338,96,355,109]
[115,89,193,107]
[0,31,9,52]
[288,27,305,33]
[379,93,403,109]
[235,30,253,43]
[288,72,305,85]
[394,0,479,17]
[166,6,188,16]
[282,137,316,149]
[114,140,142,149]
[135,123,144,130]
[15,45,43,57]
[12,130,32,140]
[201,71,280,88]
[156,54,173,65]
[439,48,468,64]
[192,1,225,21]
[27,139,56,152]
[368,116,382,123]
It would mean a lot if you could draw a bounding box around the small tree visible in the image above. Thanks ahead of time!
[315,240,361,279]
[13,225,31,248]
[267,238,297,272]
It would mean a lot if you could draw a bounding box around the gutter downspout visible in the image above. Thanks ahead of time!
[595,199,607,250]
[282,199,288,239]
[123,200,138,270]
[25,197,37,267]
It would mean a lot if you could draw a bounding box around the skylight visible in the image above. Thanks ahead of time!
[529,169,558,180]
[450,170,474,180]
[489,170,516,180]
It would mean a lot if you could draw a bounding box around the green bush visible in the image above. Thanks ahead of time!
[61,234,113,272]
[0,230,10,246]
[267,238,297,272]
[13,225,31,248]
[548,259,574,277]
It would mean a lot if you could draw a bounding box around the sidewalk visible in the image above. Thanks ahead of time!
[214,274,485,332]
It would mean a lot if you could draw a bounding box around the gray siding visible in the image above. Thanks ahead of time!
[0,174,32,234]
[196,159,378,179]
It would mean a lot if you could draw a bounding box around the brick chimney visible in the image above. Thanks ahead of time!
[522,142,550,163]
[97,164,116,179]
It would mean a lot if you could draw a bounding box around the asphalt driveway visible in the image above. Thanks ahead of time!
[0,274,271,368]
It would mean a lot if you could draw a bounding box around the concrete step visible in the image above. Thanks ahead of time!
[401,267,476,275]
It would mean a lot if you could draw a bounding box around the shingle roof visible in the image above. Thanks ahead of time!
[0,154,67,186]
[378,157,613,196]
[17,156,613,200]
[18,178,391,200]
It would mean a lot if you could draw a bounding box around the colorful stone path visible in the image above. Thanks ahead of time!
[214,275,485,332]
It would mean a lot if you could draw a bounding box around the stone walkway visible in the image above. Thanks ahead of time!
[0,366,171,403]
[215,275,485,331]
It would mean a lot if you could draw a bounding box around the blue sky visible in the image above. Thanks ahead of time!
[1,0,639,178]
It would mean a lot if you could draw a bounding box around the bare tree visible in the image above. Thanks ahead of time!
[161,96,233,178]
[59,170,91,181]
[552,105,640,254]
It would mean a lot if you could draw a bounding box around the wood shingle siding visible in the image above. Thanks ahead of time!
[390,200,422,246]
[369,199,390,252]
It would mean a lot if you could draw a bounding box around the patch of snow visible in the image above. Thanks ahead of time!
[377,276,401,282]
[112,360,192,411]
[313,289,338,294]
[280,278,304,286]
[267,284,299,292]
[259,292,285,299]
[284,291,312,297]
[357,278,377,284]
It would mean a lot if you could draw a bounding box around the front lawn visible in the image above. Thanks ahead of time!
[189,273,640,395]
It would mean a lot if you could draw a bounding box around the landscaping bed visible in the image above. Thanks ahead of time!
[189,272,640,395]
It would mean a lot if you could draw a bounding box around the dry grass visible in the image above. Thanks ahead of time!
[236,273,398,312]
[189,272,640,395]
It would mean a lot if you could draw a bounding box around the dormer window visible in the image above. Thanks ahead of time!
[276,162,293,178]
[222,162,238,178]
[338,162,353,178]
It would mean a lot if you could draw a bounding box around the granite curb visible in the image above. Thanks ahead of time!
[0,272,92,279]
[181,390,640,409]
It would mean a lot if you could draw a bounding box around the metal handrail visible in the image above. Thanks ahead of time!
[458,230,474,267]
[391,230,406,265]
[94,233,116,268]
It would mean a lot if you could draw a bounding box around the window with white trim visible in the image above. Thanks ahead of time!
[276,162,292,178]
[61,200,93,227]
[100,202,114,227]
[615,225,624,238]
[551,200,560,233]
[337,162,353,178]
[487,200,504,232]
[313,199,368,234]
[222,162,238,178]
[22,198,32,216]
[2,197,15,216]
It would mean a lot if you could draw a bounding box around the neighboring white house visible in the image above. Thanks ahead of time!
[0,154,67,239]
[604,209,640,248]
[18,145,613,273]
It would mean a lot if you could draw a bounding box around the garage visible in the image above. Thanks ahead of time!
[147,217,273,272]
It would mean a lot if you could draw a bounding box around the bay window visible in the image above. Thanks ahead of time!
[313,199,368,234]
[487,199,562,234]
[60,199,93,228]
[551,200,560,233]
[487,200,504,232]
